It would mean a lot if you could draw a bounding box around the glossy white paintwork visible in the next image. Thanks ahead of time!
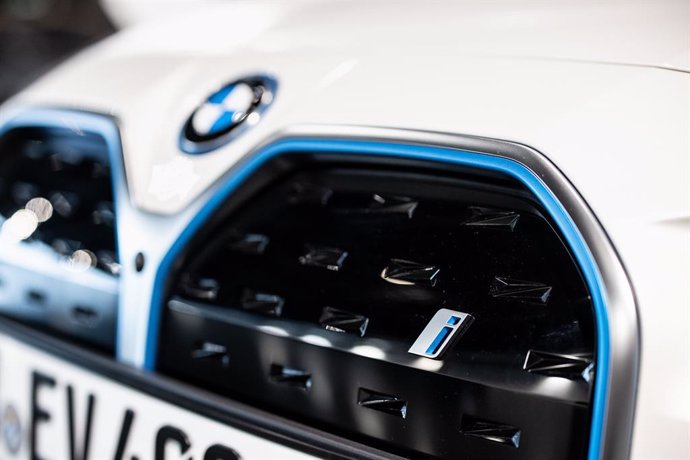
[0,1,688,459]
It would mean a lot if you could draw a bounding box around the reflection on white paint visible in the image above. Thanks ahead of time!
[148,157,200,202]
[59,116,85,136]
[315,59,358,90]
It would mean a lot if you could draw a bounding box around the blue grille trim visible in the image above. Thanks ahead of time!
[147,138,610,460]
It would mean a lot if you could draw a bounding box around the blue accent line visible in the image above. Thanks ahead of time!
[147,138,610,460]
[447,316,461,326]
[426,326,453,355]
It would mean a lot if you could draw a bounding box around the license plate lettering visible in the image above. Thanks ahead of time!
[29,371,241,460]
[0,335,315,460]
[30,371,55,460]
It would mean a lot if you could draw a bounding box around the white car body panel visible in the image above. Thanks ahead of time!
[0,1,688,459]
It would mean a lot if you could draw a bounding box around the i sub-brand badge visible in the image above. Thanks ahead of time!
[408,308,473,359]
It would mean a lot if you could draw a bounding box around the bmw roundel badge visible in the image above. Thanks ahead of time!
[181,76,276,153]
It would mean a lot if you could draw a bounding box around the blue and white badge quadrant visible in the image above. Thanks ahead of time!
[191,83,256,136]
[408,308,472,359]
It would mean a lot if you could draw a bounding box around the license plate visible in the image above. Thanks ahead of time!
[0,332,317,460]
